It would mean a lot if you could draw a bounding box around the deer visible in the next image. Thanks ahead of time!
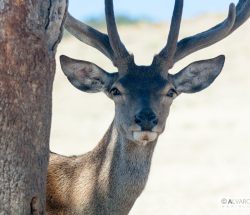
[46,0,250,214]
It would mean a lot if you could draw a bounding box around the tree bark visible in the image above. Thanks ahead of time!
[0,0,67,214]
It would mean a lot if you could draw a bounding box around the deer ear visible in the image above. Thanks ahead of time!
[171,55,225,94]
[60,55,116,93]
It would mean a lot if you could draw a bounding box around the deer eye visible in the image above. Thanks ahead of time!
[166,88,177,98]
[110,87,121,96]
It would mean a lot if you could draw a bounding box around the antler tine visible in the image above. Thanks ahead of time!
[174,0,250,63]
[174,3,236,63]
[105,0,132,66]
[65,13,115,61]
[231,0,250,32]
[153,0,184,70]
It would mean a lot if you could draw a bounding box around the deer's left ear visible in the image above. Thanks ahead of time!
[60,55,117,93]
[171,55,225,94]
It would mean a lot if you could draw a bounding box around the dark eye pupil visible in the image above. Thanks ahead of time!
[167,89,176,97]
[110,88,121,96]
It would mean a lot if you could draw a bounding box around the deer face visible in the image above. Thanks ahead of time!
[60,55,225,145]
[108,66,173,144]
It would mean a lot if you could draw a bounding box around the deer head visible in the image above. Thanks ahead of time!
[60,0,250,145]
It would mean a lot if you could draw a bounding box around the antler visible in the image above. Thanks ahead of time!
[64,0,133,69]
[154,0,250,70]
[65,13,114,60]
[105,0,130,61]
[153,0,184,69]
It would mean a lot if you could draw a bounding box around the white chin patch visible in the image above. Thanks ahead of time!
[133,131,158,145]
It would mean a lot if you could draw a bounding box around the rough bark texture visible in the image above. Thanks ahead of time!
[0,0,67,214]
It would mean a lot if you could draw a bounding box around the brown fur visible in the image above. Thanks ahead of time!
[47,123,156,214]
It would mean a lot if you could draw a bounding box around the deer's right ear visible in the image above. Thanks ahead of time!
[60,55,117,93]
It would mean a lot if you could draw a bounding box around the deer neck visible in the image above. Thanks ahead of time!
[92,121,157,212]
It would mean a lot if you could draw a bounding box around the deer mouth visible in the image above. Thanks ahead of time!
[132,131,158,145]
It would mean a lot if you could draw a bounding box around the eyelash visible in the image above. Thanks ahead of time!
[109,87,176,98]
[109,87,121,96]
[166,88,177,98]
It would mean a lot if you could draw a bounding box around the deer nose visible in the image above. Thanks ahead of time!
[134,108,158,131]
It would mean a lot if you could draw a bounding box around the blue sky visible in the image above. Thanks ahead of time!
[69,0,238,22]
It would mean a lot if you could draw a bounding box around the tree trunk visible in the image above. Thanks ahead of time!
[0,0,67,214]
